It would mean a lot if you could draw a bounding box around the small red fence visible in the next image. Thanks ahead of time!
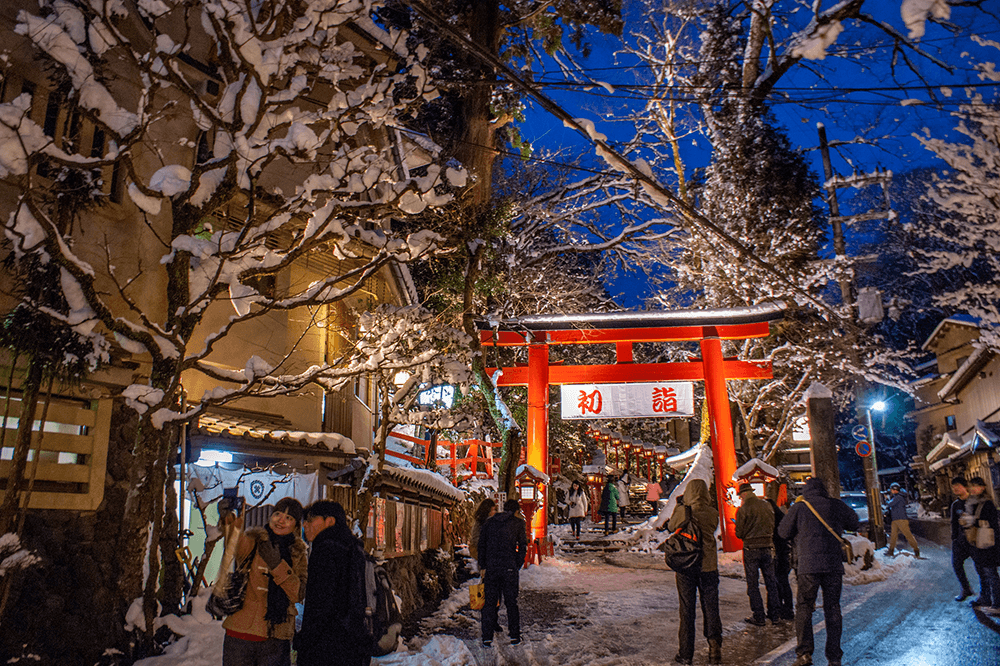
[386,431,500,485]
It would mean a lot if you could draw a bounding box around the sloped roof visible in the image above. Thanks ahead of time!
[380,465,464,505]
[190,410,361,460]
[926,432,964,464]
[970,421,1000,452]
[921,315,980,351]
[937,345,993,402]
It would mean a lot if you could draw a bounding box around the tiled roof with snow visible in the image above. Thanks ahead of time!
[382,465,465,503]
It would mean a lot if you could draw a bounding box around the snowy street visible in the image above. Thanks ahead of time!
[138,530,1000,666]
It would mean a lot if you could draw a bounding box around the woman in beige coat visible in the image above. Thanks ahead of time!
[222,497,308,666]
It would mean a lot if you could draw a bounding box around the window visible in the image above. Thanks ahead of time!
[90,127,105,157]
[195,130,212,165]
[43,90,62,138]
[946,415,957,431]
[110,159,124,203]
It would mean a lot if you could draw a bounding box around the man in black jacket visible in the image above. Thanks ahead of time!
[735,482,781,626]
[950,477,975,601]
[778,477,859,666]
[297,500,370,666]
[478,499,528,647]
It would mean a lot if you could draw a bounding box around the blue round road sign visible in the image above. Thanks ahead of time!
[852,425,868,441]
[856,440,872,457]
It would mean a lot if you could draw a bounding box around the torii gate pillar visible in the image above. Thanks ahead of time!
[527,341,549,540]
[700,334,740,552]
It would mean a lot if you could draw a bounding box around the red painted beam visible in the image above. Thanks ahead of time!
[486,359,772,386]
[479,322,771,346]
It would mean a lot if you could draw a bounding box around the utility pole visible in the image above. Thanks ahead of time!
[817,123,893,548]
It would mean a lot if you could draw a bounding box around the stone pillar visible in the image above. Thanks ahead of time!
[806,382,840,498]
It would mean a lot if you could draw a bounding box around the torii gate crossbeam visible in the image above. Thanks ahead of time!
[479,304,784,552]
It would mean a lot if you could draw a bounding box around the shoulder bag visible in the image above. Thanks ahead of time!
[797,498,854,564]
[206,542,258,618]
[663,504,704,575]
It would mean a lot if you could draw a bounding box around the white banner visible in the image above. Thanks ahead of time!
[560,382,694,419]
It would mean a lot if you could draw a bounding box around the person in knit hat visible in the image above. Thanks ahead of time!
[222,496,307,666]
[735,482,781,626]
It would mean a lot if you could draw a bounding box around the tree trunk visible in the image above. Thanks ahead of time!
[159,456,183,616]
[454,0,502,204]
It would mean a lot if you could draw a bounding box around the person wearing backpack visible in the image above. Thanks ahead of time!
[777,477,859,666]
[297,500,370,666]
[667,479,721,665]
[477,499,528,647]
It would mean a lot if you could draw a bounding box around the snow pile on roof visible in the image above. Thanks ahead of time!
[515,464,549,483]
[733,458,780,481]
[269,431,355,454]
[384,465,465,502]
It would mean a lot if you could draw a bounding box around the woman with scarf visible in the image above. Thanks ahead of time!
[567,481,589,538]
[222,497,308,666]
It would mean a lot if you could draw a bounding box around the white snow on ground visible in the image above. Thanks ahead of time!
[125,537,921,666]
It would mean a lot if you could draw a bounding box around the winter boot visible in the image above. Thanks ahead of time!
[708,639,722,665]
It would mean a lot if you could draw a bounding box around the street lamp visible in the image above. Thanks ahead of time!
[863,400,887,548]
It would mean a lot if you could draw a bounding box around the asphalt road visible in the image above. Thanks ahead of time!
[755,540,1000,666]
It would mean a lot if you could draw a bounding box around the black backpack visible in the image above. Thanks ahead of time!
[663,504,703,574]
[351,543,403,657]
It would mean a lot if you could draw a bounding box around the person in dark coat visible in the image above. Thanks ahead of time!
[884,482,920,558]
[778,477,859,666]
[735,482,780,626]
[478,499,528,647]
[765,484,795,621]
[296,500,370,666]
[964,476,1000,612]
[598,477,619,535]
[667,479,722,666]
[950,477,975,601]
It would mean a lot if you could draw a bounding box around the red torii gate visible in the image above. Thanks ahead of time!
[479,303,784,552]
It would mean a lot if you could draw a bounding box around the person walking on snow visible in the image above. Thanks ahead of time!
[884,482,920,558]
[599,476,620,535]
[646,475,662,515]
[765,485,795,621]
[567,481,589,538]
[950,477,975,601]
[778,477,858,666]
[478,499,529,647]
[668,479,722,665]
[963,476,1000,613]
[617,472,631,524]
[734,482,781,626]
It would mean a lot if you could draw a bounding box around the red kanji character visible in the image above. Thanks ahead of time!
[578,389,602,415]
[652,387,678,413]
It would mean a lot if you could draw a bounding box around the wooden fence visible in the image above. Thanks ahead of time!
[0,396,112,511]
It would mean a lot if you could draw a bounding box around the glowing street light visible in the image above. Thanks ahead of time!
[863,399,888,548]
